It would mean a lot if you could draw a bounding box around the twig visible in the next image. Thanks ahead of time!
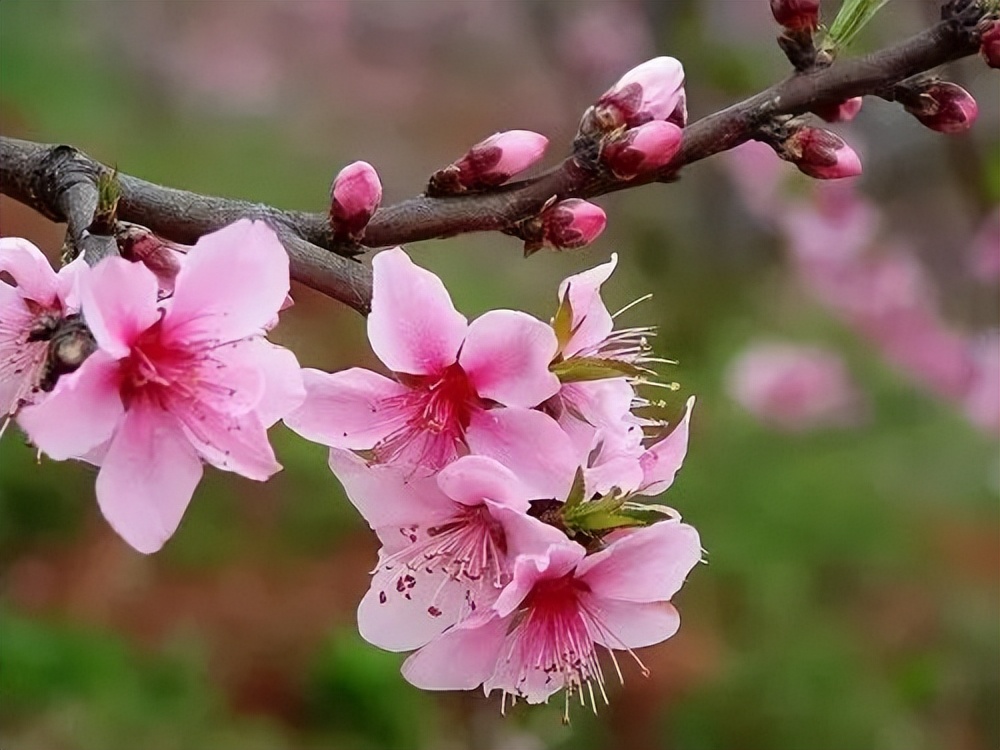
[0,5,990,316]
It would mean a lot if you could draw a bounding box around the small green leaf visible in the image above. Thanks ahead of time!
[824,0,893,52]
[563,467,587,511]
[550,356,646,383]
[551,292,575,351]
[570,510,647,532]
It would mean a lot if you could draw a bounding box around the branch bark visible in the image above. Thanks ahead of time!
[0,6,990,316]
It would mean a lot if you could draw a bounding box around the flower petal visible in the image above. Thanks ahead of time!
[459,309,560,407]
[493,541,585,617]
[586,598,681,649]
[327,447,456,534]
[16,351,124,460]
[401,610,508,690]
[0,237,60,305]
[95,403,203,554]
[577,521,701,602]
[466,407,578,501]
[80,258,160,359]
[172,400,279,481]
[558,253,618,357]
[435,455,530,512]
[283,367,410,449]
[637,396,694,496]
[164,219,290,343]
[368,248,468,375]
[216,338,304,427]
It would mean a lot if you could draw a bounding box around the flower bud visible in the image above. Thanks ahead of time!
[522,199,607,256]
[902,81,978,134]
[428,130,548,195]
[769,0,820,32]
[982,21,1000,69]
[115,224,182,293]
[782,128,862,180]
[600,120,683,179]
[590,56,686,132]
[330,161,382,240]
[814,96,863,123]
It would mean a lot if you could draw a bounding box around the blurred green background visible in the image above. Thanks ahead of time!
[1,1,997,749]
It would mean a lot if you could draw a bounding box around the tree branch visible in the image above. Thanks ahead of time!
[0,6,990,316]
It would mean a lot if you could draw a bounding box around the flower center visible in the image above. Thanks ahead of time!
[374,363,481,471]
[119,322,198,408]
[378,504,507,617]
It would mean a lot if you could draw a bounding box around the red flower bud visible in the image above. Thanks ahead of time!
[782,128,862,180]
[601,121,683,179]
[429,131,548,195]
[769,0,820,32]
[903,81,978,134]
[981,21,1000,69]
[592,57,686,130]
[522,199,607,255]
[814,97,863,123]
[330,161,382,240]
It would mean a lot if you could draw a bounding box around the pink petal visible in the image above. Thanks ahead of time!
[16,351,124,460]
[435,455,530,512]
[0,237,60,305]
[283,367,410,449]
[459,310,560,407]
[577,521,702,602]
[637,396,694,495]
[95,403,203,554]
[368,248,468,376]
[491,505,574,559]
[358,565,481,652]
[164,220,290,343]
[216,338,304,427]
[558,254,618,357]
[172,400,279,481]
[401,610,508,690]
[586,598,681,649]
[80,258,160,358]
[55,256,88,312]
[466,407,578,501]
[493,541,585,616]
[327,448,456,534]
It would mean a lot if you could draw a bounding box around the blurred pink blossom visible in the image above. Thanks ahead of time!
[968,209,1000,283]
[726,342,866,431]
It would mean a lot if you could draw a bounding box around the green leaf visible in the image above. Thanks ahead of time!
[563,467,587,511]
[551,292,575,351]
[570,510,647,532]
[550,355,646,383]
[824,0,893,52]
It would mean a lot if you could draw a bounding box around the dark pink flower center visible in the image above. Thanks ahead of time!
[374,362,481,471]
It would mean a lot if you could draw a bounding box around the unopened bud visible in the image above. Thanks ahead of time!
[586,57,686,134]
[330,161,382,240]
[769,0,819,32]
[601,121,683,179]
[982,21,1000,69]
[781,128,862,180]
[428,130,548,195]
[521,199,607,256]
[814,96,863,123]
[902,81,978,134]
[116,224,183,293]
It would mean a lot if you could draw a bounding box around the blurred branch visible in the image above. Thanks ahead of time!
[0,3,991,315]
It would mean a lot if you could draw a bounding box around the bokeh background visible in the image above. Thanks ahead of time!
[1,1,998,749]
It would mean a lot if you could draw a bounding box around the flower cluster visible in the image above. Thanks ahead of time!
[3,221,305,553]
[284,247,702,715]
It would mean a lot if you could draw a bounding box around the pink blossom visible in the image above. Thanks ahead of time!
[446,131,549,191]
[903,81,978,134]
[982,21,1000,69]
[601,120,683,179]
[968,209,1000,282]
[17,220,304,554]
[284,247,562,476]
[401,521,702,714]
[328,449,568,651]
[0,238,86,421]
[330,160,382,239]
[962,333,999,433]
[725,141,788,220]
[535,199,607,253]
[782,128,863,180]
[814,97,864,123]
[596,56,687,128]
[726,342,865,431]
[769,0,820,31]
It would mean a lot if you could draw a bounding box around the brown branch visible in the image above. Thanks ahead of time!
[0,4,991,316]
